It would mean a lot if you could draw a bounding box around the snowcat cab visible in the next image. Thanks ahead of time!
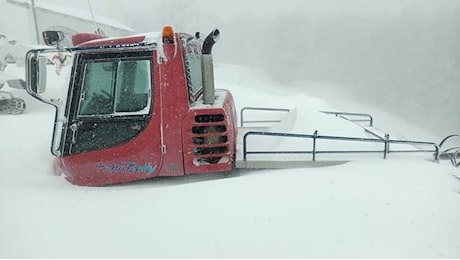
[26,27,237,186]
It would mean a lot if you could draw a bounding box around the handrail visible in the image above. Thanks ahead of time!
[439,147,460,167]
[240,107,290,127]
[239,107,375,128]
[320,111,374,126]
[242,130,440,162]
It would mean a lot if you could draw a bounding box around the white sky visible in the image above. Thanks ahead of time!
[34,0,460,31]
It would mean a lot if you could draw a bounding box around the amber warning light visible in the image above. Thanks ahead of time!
[162,26,174,43]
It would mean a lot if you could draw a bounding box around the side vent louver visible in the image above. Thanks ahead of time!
[190,114,230,165]
[192,125,226,134]
[195,114,224,123]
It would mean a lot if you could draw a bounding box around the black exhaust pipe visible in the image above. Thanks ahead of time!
[202,29,220,55]
[202,29,220,105]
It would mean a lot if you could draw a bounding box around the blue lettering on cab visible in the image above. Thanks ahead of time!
[96,161,157,175]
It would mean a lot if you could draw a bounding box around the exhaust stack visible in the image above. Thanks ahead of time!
[202,29,220,105]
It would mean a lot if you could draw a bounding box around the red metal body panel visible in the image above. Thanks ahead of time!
[181,91,237,174]
[155,39,189,177]
[71,33,107,46]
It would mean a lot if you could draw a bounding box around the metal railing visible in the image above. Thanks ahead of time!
[320,111,374,127]
[240,107,374,127]
[242,130,440,161]
[439,134,460,167]
[240,107,290,127]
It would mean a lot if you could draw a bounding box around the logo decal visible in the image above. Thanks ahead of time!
[96,161,157,175]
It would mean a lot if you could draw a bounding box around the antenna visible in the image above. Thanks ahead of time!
[87,0,99,34]
[30,0,41,44]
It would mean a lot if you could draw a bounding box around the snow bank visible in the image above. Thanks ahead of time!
[0,63,459,258]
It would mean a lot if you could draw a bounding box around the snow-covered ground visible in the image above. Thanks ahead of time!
[0,62,459,258]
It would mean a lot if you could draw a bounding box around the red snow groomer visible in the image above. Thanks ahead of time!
[25,27,459,186]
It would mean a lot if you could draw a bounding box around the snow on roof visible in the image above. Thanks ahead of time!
[35,2,135,32]
[76,32,162,48]
[141,32,162,44]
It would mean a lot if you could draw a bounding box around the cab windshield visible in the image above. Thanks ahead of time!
[77,54,152,117]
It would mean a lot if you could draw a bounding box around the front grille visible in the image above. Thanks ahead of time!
[193,146,229,155]
[190,114,229,164]
[192,125,226,134]
[193,136,228,145]
[195,114,224,123]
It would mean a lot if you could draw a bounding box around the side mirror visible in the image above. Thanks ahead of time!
[29,55,47,94]
[37,55,47,94]
[26,50,48,99]
[25,48,73,108]
[42,31,65,46]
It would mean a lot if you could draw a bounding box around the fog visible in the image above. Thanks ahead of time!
[161,0,459,138]
[2,0,459,137]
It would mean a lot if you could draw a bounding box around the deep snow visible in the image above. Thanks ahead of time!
[0,62,459,258]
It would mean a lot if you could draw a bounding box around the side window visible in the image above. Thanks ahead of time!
[184,44,203,100]
[78,58,151,117]
[115,60,150,113]
[79,61,116,115]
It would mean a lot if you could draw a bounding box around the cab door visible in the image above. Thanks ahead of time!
[55,50,163,185]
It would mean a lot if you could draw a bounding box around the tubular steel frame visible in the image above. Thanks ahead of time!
[242,130,440,161]
[239,107,439,162]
